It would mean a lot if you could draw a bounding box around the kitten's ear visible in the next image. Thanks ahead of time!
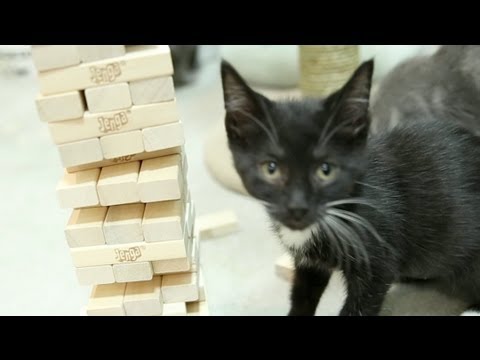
[330,60,374,142]
[221,60,268,146]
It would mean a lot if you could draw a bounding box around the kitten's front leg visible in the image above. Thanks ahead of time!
[340,270,393,316]
[288,264,331,316]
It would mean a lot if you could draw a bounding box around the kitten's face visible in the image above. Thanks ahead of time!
[221,60,374,231]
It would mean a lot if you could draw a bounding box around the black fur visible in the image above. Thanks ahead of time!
[221,59,480,316]
[371,45,480,136]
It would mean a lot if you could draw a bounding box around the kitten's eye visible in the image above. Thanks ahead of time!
[317,162,337,181]
[261,161,282,182]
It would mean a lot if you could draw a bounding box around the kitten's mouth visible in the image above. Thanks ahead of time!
[283,219,311,231]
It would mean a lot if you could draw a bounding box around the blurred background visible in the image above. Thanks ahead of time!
[2,45,463,316]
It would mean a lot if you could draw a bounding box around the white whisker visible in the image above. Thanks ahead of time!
[326,198,378,210]
[319,218,343,269]
[326,208,394,255]
[323,215,352,274]
[356,181,388,192]
[228,107,281,151]
[326,214,372,277]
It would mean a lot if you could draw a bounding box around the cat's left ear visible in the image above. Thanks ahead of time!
[329,60,374,142]
[221,60,272,148]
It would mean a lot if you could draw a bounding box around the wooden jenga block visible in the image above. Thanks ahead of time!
[78,45,126,63]
[38,45,173,95]
[76,265,115,286]
[85,82,132,113]
[56,168,100,209]
[65,207,107,248]
[152,228,195,275]
[67,146,182,173]
[57,138,104,168]
[71,238,188,268]
[123,277,163,316]
[142,121,185,152]
[191,232,200,273]
[100,130,144,160]
[275,253,295,282]
[35,91,85,123]
[97,162,140,206]
[162,302,187,316]
[152,256,191,275]
[186,197,195,239]
[31,45,80,72]
[103,204,145,245]
[142,199,185,243]
[198,271,207,302]
[161,272,199,304]
[113,262,153,283]
[137,155,183,203]
[48,101,178,145]
[129,76,175,105]
[86,283,126,316]
[197,210,239,240]
[186,301,209,316]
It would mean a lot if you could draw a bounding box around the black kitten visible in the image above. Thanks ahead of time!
[221,59,480,316]
[371,45,480,136]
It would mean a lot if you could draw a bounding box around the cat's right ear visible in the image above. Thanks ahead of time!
[326,60,374,145]
[221,60,267,147]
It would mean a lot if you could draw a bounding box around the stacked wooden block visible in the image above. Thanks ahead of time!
[32,45,208,316]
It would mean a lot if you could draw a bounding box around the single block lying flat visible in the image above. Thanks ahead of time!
[152,256,191,275]
[123,277,163,316]
[151,217,195,275]
[56,168,100,209]
[97,162,140,206]
[103,203,145,245]
[65,207,107,248]
[142,121,185,152]
[76,265,115,286]
[57,138,103,168]
[142,199,185,243]
[100,130,144,160]
[85,82,132,113]
[86,283,126,316]
[161,272,199,304]
[113,262,153,283]
[31,45,80,72]
[36,91,85,123]
[137,154,183,203]
[129,76,175,105]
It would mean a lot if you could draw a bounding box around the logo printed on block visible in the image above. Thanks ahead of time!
[98,111,130,133]
[90,62,124,85]
[115,247,143,262]
[112,155,136,163]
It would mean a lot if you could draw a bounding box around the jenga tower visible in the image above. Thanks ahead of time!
[31,45,208,316]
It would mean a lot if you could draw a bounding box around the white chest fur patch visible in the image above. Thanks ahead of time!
[277,224,318,250]
[461,310,480,316]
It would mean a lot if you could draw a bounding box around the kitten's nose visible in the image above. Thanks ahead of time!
[288,208,308,221]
